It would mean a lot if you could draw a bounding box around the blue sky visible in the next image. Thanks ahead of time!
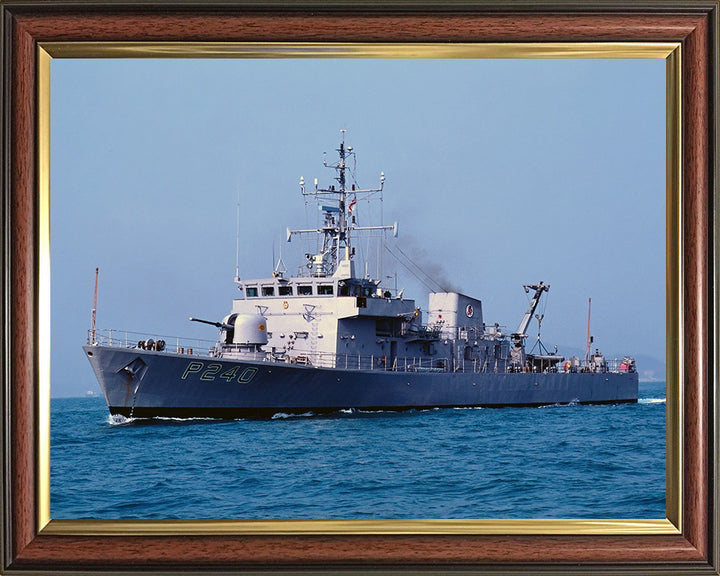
[50,57,665,397]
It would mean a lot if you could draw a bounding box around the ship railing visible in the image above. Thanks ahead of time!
[295,353,635,374]
[286,352,452,373]
[281,353,634,374]
[574,357,636,374]
[526,357,635,375]
[88,328,218,357]
[283,352,450,372]
[287,353,511,374]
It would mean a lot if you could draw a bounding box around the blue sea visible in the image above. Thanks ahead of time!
[51,381,666,519]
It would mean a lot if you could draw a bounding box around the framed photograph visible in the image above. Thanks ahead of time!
[1,1,717,573]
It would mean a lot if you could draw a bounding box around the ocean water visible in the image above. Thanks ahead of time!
[51,381,666,519]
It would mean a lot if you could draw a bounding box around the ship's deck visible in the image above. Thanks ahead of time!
[89,328,635,376]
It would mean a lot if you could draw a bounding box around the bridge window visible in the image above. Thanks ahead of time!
[279,286,293,296]
[262,286,275,296]
[246,287,258,298]
[297,285,313,296]
[318,285,334,295]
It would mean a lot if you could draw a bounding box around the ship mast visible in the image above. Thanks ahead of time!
[322,130,351,271]
[288,131,395,278]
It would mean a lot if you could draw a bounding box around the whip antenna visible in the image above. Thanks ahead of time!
[235,192,241,282]
[585,297,592,364]
[90,267,98,344]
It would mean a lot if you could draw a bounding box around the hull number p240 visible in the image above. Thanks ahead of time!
[181,361,258,384]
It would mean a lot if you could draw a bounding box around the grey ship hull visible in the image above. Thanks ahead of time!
[84,345,639,419]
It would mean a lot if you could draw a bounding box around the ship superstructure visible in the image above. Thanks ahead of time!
[84,133,638,419]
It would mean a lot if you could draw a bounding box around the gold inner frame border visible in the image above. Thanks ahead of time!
[36,41,682,537]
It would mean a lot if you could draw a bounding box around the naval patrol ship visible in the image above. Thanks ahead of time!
[84,134,638,419]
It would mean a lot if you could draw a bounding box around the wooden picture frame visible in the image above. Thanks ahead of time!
[1,1,717,573]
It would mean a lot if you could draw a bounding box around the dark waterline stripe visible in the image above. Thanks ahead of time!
[111,399,638,420]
